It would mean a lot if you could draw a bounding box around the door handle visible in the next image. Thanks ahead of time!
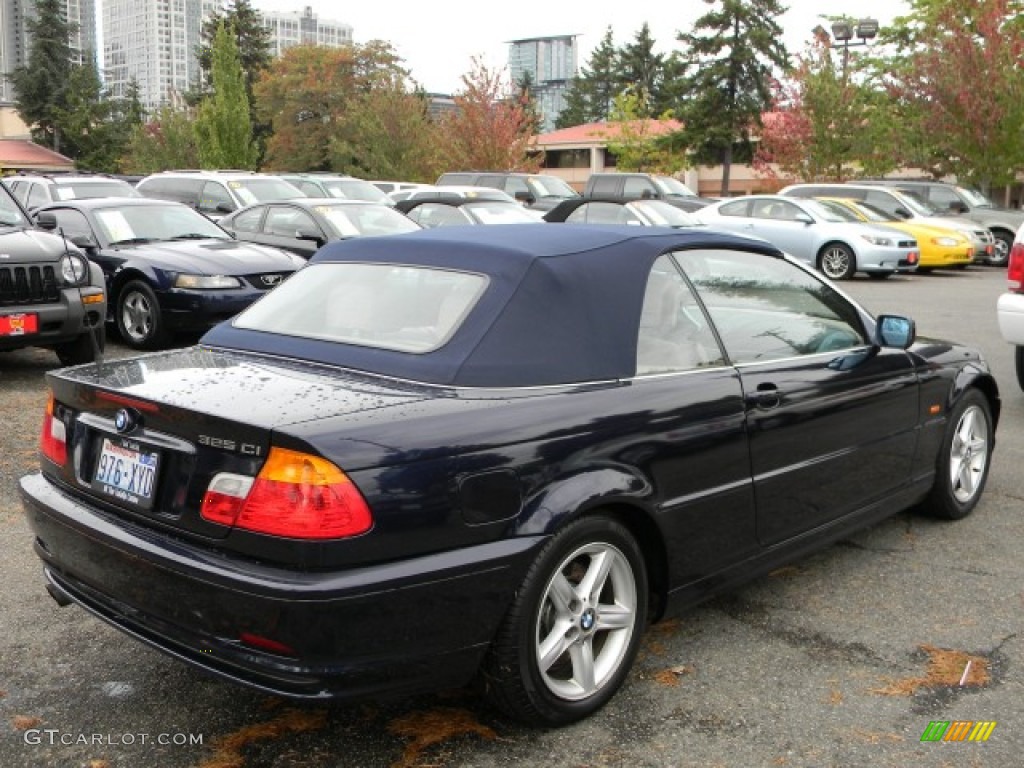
[750,383,781,409]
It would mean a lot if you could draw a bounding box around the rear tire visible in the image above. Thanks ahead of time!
[480,515,648,726]
[921,389,993,520]
[990,231,1013,267]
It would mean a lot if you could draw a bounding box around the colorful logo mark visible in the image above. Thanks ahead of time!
[920,721,996,742]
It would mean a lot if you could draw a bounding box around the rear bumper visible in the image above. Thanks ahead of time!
[20,472,541,700]
[997,292,1024,345]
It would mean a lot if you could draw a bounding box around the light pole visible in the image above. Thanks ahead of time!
[830,18,879,81]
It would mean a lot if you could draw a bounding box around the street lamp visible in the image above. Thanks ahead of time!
[830,18,879,79]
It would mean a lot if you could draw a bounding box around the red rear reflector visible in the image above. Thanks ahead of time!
[200,448,373,539]
[238,632,296,656]
[40,394,67,466]
[1008,243,1024,290]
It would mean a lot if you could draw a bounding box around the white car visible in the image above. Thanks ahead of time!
[995,226,1024,389]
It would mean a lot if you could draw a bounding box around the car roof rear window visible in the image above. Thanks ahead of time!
[233,262,488,353]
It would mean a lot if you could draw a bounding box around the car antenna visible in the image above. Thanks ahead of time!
[57,225,105,368]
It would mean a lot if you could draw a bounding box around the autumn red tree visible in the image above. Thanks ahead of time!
[435,58,541,172]
[881,0,1024,187]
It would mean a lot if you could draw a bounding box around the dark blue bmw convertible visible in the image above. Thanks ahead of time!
[20,224,999,725]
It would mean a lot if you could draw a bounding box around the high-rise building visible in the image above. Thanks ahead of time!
[507,35,578,132]
[261,5,352,57]
[0,0,97,104]
[102,0,218,111]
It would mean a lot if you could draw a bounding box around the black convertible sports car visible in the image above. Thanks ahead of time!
[34,198,305,349]
[20,224,999,726]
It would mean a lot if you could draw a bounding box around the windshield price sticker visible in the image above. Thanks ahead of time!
[92,438,159,509]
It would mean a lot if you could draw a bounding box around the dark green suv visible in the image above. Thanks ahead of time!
[0,181,106,365]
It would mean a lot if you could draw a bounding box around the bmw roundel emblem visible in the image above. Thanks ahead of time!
[114,408,138,433]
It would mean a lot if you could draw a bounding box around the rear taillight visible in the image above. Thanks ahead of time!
[200,447,373,539]
[1007,242,1024,290]
[40,394,67,466]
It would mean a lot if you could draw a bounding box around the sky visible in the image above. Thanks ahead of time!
[252,1,912,94]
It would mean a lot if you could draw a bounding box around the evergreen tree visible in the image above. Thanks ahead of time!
[617,23,664,116]
[555,28,620,127]
[195,0,272,159]
[676,0,790,195]
[9,0,76,153]
[194,22,258,169]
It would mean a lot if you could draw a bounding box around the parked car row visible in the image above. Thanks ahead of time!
[3,169,1019,365]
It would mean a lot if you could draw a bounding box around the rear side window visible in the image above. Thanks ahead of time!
[589,176,620,196]
[230,206,264,233]
[622,177,656,198]
[233,262,489,353]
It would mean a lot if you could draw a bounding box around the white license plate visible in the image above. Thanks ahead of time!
[92,438,159,509]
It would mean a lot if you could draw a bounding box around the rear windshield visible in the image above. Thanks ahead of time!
[232,262,488,353]
[230,178,304,204]
[57,181,139,199]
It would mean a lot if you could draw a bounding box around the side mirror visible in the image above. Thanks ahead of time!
[514,191,535,205]
[35,211,58,230]
[875,314,915,349]
[949,201,969,214]
[70,234,98,250]
[216,202,236,214]
[295,227,326,246]
[893,207,912,220]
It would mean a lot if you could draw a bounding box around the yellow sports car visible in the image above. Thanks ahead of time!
[816,197,974,270]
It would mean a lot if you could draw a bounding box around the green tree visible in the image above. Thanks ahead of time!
[194,22,258,169]
[617,23,664,117]
[602,91,685,173]
[52,58,140,171]
[255,42,409,171]
[121,106,200,173]
[676,0,790,195]
[555,28,621,127]
[9,0,76,153]
[196,0,272,97]
[330,80,442,181]
[195,0,272,158]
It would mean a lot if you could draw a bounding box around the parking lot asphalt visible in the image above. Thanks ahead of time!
[1,266,1022,768]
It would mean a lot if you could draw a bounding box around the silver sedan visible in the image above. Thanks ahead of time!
[697,195,919,280]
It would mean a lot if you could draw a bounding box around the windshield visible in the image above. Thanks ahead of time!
[0,184,29,227]
[652,176,697,197]
[527,176,578,198]
[58,181,140,200]
[814,199,867,223]
[233,262,488,353]
[463,201,539,224]
[800,199,849,223]
[316,204,420,238]
[230,178,304,205]
[632,200,700,227]
[893,189,940,216]
[95,204,229,243]
[322,179,391,204]
[958,186,994,208]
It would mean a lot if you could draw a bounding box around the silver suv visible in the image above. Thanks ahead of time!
[136,171,304,220]
[3,173,140,212]
[859,180,1024,266]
